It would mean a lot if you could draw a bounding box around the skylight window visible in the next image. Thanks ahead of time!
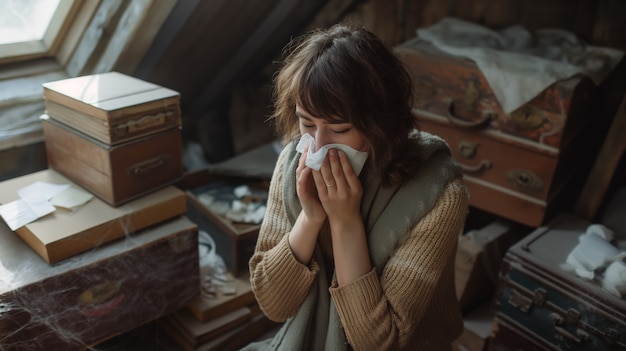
[0,0,60,45]
[0,0,74,61]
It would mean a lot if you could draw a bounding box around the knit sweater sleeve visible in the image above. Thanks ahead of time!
[329,179,468,350]
[248,147,319,322]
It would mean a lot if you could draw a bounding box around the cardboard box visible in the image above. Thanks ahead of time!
[0,216,200,351]
[0,169,186,264]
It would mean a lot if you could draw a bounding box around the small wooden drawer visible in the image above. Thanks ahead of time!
[42,115,183,206]
[420,118,558,200]
[419,117,574,227]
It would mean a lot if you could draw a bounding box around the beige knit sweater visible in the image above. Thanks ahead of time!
[249,145,468,350]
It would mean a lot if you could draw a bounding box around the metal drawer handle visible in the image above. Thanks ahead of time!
[443,98,495,129]
[458,140,479,159]
[460,159,492,173]
[129,156,168,175]
[549,312,563,325]
[506,169,544,193]
[507,289,532,313]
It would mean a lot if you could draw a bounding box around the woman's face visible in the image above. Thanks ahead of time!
[296,104,368,153]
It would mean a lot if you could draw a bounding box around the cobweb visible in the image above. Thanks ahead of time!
[0,214,200,351]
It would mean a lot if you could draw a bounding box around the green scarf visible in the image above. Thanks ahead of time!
[267,131,462,351]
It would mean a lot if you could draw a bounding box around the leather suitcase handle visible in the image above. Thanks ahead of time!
[443,97,495,129]
[117,111,172,134]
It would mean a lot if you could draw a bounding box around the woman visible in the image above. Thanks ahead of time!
[247,22,468,351]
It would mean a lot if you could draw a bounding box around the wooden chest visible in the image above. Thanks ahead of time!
[42,71,181,146]
[0,216,200,351]
[490,213,626,350]
[42,115,183,206]
[395,39,596,227]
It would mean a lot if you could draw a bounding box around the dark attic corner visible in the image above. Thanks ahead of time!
[1,0,626,350]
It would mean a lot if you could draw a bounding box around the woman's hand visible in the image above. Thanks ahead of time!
[296,142,327,224]
[313,148,363,225]
[314,148,371,286]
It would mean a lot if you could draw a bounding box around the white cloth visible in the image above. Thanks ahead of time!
[295,133,368,175]
[416,17,624,113]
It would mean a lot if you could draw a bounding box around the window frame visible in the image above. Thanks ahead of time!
[0,0,82,64]
[0,0,176,151]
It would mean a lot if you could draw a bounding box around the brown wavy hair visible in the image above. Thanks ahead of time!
[270,23,421,186]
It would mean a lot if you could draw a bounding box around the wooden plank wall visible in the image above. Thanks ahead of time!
[344,0,626,49]
[228,0,625,151]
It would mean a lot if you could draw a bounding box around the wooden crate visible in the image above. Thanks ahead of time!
[185,174,269,276]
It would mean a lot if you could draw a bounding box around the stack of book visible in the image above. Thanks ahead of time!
[159,273,280,351]
[41,71,184,206]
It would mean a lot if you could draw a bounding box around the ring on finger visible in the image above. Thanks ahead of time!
[325,182,336,187]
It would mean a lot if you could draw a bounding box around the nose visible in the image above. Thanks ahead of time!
[313,130,331,152]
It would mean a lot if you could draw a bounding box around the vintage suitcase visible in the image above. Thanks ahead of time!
[394,38,597,227]
[0,168,186,264]
[394,38,595,151]
[42,71,181,146]
[0,216,200,351]
[491,213,626,350]
[42,114,183,206]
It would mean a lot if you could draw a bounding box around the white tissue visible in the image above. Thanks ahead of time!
[295,133,368,175]
[602,255,626,298]
[564,224,620,279]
